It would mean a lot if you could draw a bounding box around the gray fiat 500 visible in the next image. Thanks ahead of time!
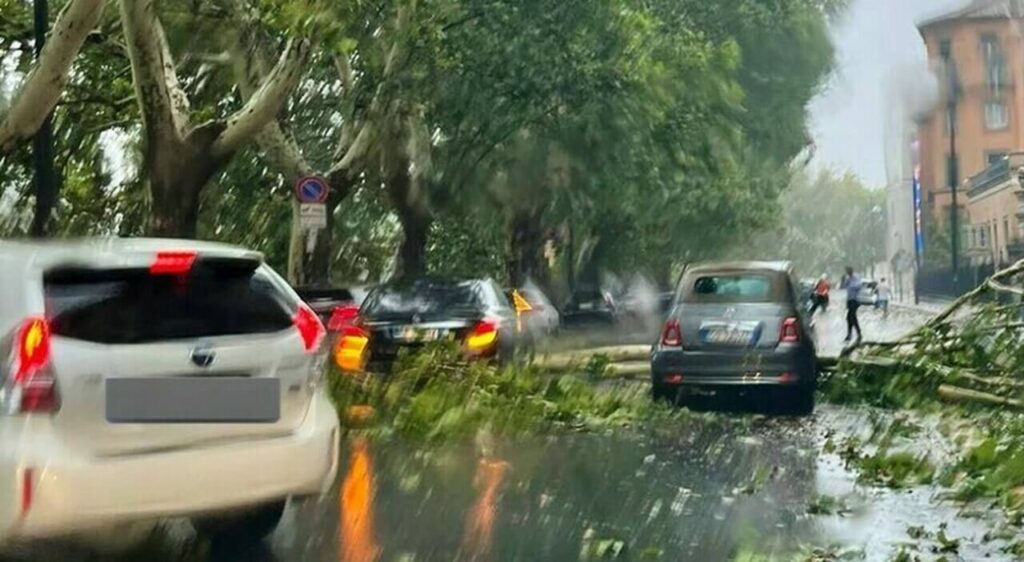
[650,261,817,415]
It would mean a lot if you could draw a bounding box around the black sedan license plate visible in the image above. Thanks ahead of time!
[106,377,280,423]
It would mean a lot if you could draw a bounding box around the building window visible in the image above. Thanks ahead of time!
[981,34,1006,94]
[985,101,1009,130]
[987,151,1008,166]
[981,225,988,247]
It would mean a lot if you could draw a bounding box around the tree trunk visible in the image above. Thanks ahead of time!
[381,115,430,281]
[506,209,544,288]
[386,155,430,280]
[145,126,224,238]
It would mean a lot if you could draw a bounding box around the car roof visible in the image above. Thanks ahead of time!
[376,277,490,290]
[684,261,792,274]
[0,237,263,270]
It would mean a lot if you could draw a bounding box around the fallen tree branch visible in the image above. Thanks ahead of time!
[605,362,650,378]
[533,345,650,370]
[938,384,1024,409]
[951,371,1024,390]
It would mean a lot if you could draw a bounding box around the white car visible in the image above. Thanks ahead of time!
[0,238,339,545]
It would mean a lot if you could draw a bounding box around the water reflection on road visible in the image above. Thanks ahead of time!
[284,416,823,562]
[339,437,379,562]
[2,404,1018,562]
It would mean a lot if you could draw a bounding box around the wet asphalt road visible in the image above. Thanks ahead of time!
[6,299,1016,562]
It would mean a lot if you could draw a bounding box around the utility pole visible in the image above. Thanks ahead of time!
[30,0,56,237]
[942,42,961,283]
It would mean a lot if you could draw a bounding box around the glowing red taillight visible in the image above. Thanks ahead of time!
[293,304,326,352]
[660,319,682,347]
[20,467,33,517]
[327,304,361,331]
[780,317,800,343]
[149,250,197,275]
[6,317,59,414]
[466,319,499,353]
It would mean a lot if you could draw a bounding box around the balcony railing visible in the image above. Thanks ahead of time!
[968,157,1011,198]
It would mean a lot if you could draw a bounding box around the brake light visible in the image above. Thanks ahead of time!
[149,250,197,275]
[293,304,326,352]
[660,319,682,347]
[5,317,59,414]
[780,317,800,343]
[20,468,33,517]
[335,325,370,373]
[466,319,499,353]
[328,304,361,331]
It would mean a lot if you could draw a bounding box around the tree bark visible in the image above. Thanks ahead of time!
[386,156,431,280]
[145,125,224,238]
[0,0,107,155]
[506,209,544,288]
[381,105,431,281]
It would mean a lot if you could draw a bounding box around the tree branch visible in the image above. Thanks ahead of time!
[0,0,107,154]
[119,0,190,144]
[226,14,311,182]
[213,37,308,158]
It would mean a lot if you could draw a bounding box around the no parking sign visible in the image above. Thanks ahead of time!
[294,176,329,204]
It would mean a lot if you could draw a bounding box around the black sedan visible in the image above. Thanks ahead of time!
[650,261,817,415]
[344,278,519,372]
[295,285,372,326]
[561,287,619,327]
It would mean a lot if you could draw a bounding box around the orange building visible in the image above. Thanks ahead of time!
[916,0,1024,219]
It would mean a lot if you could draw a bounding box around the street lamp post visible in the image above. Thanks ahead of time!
[30,0,56,238]
[942,42,961,284]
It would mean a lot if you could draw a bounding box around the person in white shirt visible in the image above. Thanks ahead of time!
[875,277,891,318]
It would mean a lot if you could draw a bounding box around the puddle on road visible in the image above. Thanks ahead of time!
[276,405,1018,562]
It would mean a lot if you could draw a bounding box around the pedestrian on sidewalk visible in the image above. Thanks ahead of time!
[840,265,862,343]
[809,273,830,316]
[875,277,891,319]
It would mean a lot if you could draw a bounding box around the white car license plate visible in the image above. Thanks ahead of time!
[106,377,280,423]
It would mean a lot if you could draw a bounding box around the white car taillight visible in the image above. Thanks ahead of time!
[2,317,60,414]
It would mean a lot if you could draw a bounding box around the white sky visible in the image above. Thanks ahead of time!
[809,0,964,186]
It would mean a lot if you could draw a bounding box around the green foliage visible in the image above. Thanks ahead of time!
[327,342,684,443]
[855,451,935,489]
[426,211,504,280]
[0,0,839,289]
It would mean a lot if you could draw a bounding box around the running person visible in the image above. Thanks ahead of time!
[809,273,830,316]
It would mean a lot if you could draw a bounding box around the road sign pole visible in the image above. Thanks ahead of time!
[294,176,330,259]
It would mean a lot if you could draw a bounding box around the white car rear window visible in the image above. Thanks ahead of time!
[44,260,294,344]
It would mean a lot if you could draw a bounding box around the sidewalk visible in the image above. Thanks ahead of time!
[891,297,954,316]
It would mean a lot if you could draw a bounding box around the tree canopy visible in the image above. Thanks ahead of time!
[0,0,842,294]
